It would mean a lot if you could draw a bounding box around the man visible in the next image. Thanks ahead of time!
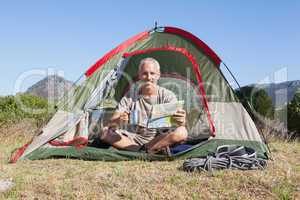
[100,57,188,154]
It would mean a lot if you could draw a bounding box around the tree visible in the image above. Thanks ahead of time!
[236,86,274,120]
[287,90,300,138]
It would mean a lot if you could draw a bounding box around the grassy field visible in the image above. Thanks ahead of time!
[0,121,299,200]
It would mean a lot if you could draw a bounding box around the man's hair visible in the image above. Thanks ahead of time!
[138,57,160,72]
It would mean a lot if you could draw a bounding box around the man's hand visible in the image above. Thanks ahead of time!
[108,111,129,130]
[172,108,186,126]
[119,112,129,124]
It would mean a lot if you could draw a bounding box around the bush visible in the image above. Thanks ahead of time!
[0,94,55,126]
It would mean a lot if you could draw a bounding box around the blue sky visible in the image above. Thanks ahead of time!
[0,0,299,95]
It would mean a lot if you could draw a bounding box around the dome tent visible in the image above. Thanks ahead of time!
[10,26,268,162]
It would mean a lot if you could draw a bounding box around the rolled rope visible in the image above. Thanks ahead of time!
[182,145,267,172]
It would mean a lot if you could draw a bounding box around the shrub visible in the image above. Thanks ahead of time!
[0,94,55,126]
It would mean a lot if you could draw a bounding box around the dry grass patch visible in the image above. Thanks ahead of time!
[0,121,299,199]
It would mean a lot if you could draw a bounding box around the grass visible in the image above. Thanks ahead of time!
[0,121,299,199]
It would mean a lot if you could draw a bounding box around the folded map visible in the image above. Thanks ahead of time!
[148,100,184,129]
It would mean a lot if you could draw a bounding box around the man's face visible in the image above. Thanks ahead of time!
[137,61,160,91]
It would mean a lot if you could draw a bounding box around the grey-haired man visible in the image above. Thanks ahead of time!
[100,57,187,154]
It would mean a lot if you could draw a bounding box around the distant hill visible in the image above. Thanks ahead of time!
[26,75,73,101]
[249,80,300,108]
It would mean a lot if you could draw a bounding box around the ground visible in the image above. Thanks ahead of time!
[0,121,299,200]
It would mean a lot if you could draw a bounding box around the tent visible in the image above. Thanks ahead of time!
[10,26,269,163]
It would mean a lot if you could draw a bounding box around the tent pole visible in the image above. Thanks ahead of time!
[154,21,158,30]
[222,61,242,90]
